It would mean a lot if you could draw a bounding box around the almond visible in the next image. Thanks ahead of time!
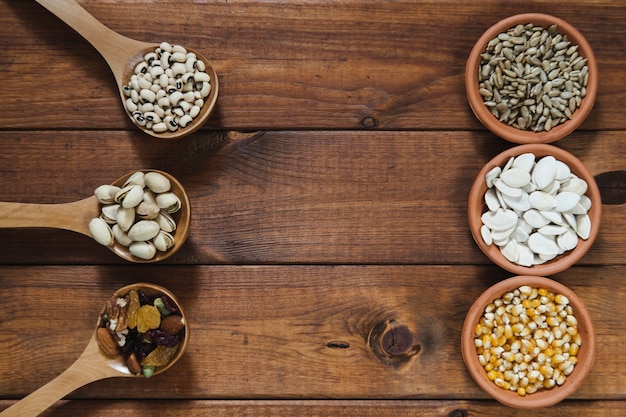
[126,352,142,375]
[96,327,119,356]
[160,315,185,335]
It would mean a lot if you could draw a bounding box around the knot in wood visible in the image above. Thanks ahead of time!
[360,116,377,128]
[381,325,415,356]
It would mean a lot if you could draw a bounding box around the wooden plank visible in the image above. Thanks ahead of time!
[0,130,624,265]
[1,1,625,130]
[2,399,626,416]
[0,265,624,399]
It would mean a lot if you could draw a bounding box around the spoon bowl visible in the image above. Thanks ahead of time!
[0,170,191,263]
[35,0,218,139]
[0,282,189,417]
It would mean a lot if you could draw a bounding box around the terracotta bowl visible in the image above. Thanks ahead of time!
[461,276,595,408]
[466,13,598,144]
[468,144,601,276]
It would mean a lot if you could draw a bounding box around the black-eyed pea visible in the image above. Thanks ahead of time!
[138,76,152,90]
[181,73,194,84]
[190,105,200,118]
[154,105,165,119]
[140,103,154,113]
[140,88,156,103]
[171,62,187,77]
[200,82,211,98]
[178,115,193,128]
[152,122,168,133]
[159,73,169,88]
[164,116,178,132]
[172,51,186,63]
[160,41,173,53]
[196,59,206,72]
[194,71,211,83]
[169,91,184,107]
[125,98,138,113]
[134,61,148,75]
[144,111,161,124]
[172,44,187,54]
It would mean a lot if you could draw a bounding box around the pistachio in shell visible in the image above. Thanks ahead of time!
[129,241,157,260]
[127,220,161,242]
[145,171,171,193]
[153,230,175,252]
[115,184,144,208]
[136,201,160,220]
[94,185,121,204]
[156,192,181,214]
[88,217,114,247]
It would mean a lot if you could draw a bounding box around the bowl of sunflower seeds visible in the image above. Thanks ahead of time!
[466,13,598,144]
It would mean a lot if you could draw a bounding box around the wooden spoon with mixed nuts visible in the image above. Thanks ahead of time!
[0,283,189,417]
[0,170,190,263]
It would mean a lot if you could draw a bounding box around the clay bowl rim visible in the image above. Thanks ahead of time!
[468,143,602,276]
[465,13,598,144]
[461,275,596,408]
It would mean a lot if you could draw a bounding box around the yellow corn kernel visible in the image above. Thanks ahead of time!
[487,370,499,381]
[502,352,515,363]
[546,316,561,327]
[555,294,569,305]
[544,347,555,357]
[517,387,527,396]
[484,362,494,372]
[543,378,556,389]
[521,299,532,308]
[540,365,554,377]
[569,344,579,356]
[482,334,492,349]
[538,288,549,296]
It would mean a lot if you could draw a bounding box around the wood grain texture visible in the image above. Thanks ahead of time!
[3,399,626,417]
[2,0,626,415]
[0,130,624,265]
[0,265,624,403]
[1,0,625,130]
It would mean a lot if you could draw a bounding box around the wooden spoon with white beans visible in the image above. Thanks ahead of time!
[0,170,191,263]
[35,0,219,139]
[0,282,189,417]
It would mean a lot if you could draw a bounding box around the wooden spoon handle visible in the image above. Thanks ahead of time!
[0,197,98,236]
[0,336,122,417]
[35,0,153,86]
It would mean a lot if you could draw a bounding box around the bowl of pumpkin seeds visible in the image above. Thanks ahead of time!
[466,14,598,144]
[468,143,602,276]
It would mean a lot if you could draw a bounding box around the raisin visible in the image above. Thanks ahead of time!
[136,305,161,333]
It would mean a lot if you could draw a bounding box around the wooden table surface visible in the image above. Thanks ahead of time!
[1,1,625,415]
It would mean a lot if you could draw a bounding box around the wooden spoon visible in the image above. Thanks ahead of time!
[0,283,189,417]
[0,170,191,263]
[35,0,219,139]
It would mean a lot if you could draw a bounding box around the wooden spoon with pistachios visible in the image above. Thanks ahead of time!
[0,170,191,262]
[0,283,189,417]
[35,0,219,139]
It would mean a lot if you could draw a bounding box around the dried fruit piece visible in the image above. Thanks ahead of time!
[141,344,179,367]
[136,305,162,333]
[126,290,141,329]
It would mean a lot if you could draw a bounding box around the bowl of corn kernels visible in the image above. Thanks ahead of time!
[465,13,598,144]
[461,275,595,408]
